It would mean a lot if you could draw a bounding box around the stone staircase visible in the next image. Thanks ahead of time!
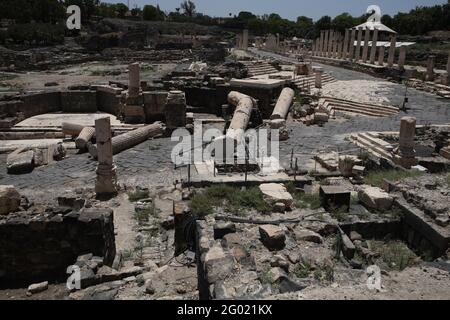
[350,131,395,161]
[319,97,399,118]
[241,60,279,77]
[293,73,336,90]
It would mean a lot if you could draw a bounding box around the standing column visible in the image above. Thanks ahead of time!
[446,54,450,86]
[242,29,249,50]
[393,117,417,169]
[426,55,435,81]
[348,29,356,61]
[276,33,280,52]
[355,27,363,61]
[361,29,370,63]
[369,29,379,65]
[378,45,385,66]
[337,34,343,59]
[327,30,334,57]
[333,33,339,58]
[342,29,350,59]
[128,62,140,97]
[95,117,118,197]
[323,30,329,57]
[319,31,324,56]
[314,67,323,89]
[398,46,406,70]
[387,34,397,68]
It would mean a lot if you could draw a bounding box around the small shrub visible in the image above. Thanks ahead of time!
[135,206,158,223]
[293,261,313,278]
[364,170,423,188]
[369,240,418,271]
[190,185,271,217]
[190,192,214,217]
[128,189,150,201]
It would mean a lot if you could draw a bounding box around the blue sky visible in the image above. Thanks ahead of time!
[104,0,447,20]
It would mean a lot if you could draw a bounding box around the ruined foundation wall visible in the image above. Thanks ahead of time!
[61,91,97,113]
[0,208,116,285]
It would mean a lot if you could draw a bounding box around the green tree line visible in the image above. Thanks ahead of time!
[0,0,449,45]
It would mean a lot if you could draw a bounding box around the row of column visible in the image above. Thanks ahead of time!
[312,28,403,68]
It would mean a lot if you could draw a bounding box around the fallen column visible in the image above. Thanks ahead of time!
[270,88,295,120]
[226,91,255,141]
[62,122,84,137]
[90,122,165,158]
[75,127,95,150]
[211,92,256,163]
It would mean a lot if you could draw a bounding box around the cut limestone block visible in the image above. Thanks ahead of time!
[6,149,34,174]
[259,225,286,251]
[259,183,294,209]
[319,185,351,212]
[0,185,21,215]
[294,227,323,244]
[439,146,450,160]
[358,186,393,211]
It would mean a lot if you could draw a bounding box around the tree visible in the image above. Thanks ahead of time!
[180,0,196,17]
[238,11,256,21]
[296,16,314,37]
[143,5,164,21]
[114,3,128,19]
[315,15,332,31]
[332,13,357,33]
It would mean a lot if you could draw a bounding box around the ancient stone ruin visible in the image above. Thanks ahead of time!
[0,2,449,302]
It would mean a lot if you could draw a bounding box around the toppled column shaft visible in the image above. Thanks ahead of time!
[62,122,84,137]
[270,87,295,120]
[90,122,165,158]
[226,91,256,141]
[75,127,95,150]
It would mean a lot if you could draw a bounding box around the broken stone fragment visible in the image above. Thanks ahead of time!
[267,267,287,283]
[270,255,290,272]
[273,202,286,213]
[27,281,48,294]
[294,227,323,244]
[6,149,34,174]
[145,279,155,295]
[340,232,356,260]
[259,183,293,209]
[259,225,286,251]
[0,185,21,215]
[358,186,393,211]
[204,245,235,283]
[350,231,363,241]
[213,222,236,239]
